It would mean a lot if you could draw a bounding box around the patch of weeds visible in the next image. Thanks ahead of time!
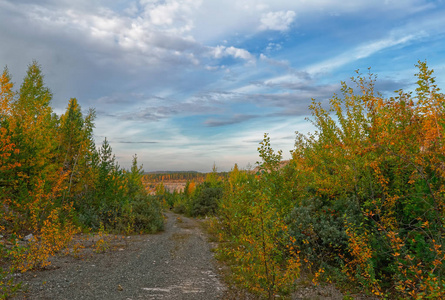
[93,222,109,254]
[0,266,22,300]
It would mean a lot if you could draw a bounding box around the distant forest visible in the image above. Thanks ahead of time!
[143,171,228,182]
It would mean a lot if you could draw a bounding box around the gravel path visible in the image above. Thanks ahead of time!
[15,212,227,300]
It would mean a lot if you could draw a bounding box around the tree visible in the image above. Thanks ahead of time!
[17,60,52,115]
[58,99,96,201]
[0,67,18,181]
[11,61,58,187]
[126,154,144,199]
[0,67,19,232]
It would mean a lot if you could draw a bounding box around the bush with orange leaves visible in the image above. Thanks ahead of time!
[214,136,301,299]
[214,61,445,298]
[286,61,445,297]
[3,171,78,272]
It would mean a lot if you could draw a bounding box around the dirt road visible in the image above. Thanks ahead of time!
[15,212,226,299]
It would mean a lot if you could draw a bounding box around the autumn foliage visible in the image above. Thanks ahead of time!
[3,60,445,299]
[0,62,163,297]
[211,61,445,298]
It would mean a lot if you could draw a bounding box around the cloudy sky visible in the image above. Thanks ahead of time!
[1,0,444,172]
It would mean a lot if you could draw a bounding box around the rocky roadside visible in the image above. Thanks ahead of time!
[13,212,226,300]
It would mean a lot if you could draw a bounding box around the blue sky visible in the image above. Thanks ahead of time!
[1,0,444,172]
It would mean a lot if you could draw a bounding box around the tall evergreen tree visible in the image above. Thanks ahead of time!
[12,61,58,186]
[58,99,98,202]
[126,154,144,199]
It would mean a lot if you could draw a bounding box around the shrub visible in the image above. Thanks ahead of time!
[129,195,164,233]
[287,195,363,268]
[191,185,223,217]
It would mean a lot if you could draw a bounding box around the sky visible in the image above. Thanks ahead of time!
[1,0,445,172]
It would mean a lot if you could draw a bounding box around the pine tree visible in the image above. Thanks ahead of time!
[12,61,58,186]
[126,154,144,199]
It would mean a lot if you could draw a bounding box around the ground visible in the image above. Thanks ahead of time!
[12,212,350,300]
[14,212,225,299]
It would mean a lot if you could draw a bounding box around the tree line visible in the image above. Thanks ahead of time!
[143,171,205,182]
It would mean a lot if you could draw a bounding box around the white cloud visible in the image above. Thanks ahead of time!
[259,10,296,31]
[306,32,426,74]
[212,45,255,63]
[7,0,207,69]
[213,45,226,59]
[141,0,201,32]
[148,2,180,25]
[225,46,255,61]
[266,42,282,52]
[7,0,428,72]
